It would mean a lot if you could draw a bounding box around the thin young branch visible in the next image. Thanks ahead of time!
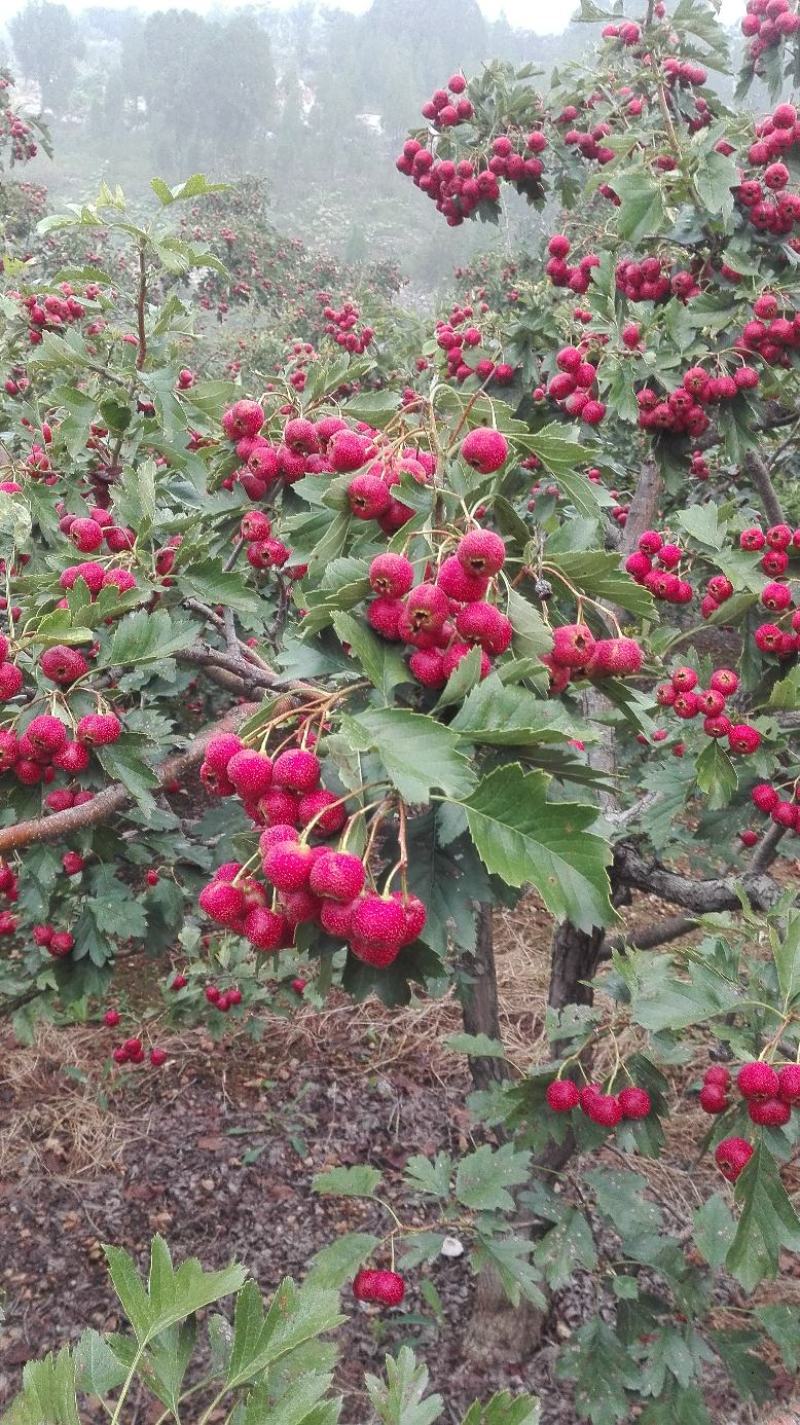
[135,241,147,371]
[745,449,785,526]
[597,913,697,961]
[0,701,260,856]
[748,818,786,875]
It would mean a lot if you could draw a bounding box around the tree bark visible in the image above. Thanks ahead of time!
[459,902,510,1091]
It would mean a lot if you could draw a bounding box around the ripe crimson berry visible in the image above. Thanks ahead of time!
[714,1137,753,1182]
[171,974,188,990]
[26,714,68,757]
[778,1064,800,1103]
[199,879,246,926]
[551,623,596,669]
[409,648,446,686]
[329,430,368,472]
[298,789,347,836]
[728,724,761,755]
[618,1086,651,1119]
[263,841,314,892]
[699,1083,729,1113]
[227,750,274,799]
[752,783,779,812]
[309,852,366,902]
[737,1060,779,1098]
[272,748,321,794]
[62,852,84,876]
[749,1096,791,1126]
[456,529,506,577]
[455,602,513,654]
[0,662,23,700]
[76,713,122,746]
[351,893,406,952]
[347,472,391,519]
[705,1065,731,1088]
[546,1079,580,1112]
[244,906,290,951]
[104,1009,120,1027]
[709,668,739,695]
[222,399,264,441]
[584,1092,623,1127]
[150,1047,168,1067]
[436,555,489,603]
[585,637,643,678]
[352,1269,405,1306]
[369,553,415,598]
[460,427,508,474]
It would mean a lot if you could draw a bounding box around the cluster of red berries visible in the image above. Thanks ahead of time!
[701,1059,800,1129]
[433,311,514,387]
[239,510,292,574]
[542,623,643,694]
[544,340,606,426]
[544,235,600,296]
[624,529,693,606]
[345,446,434,534]
[320,299,374,355]
[0,694,121,797]
[636,363,759,437]
[110,1031,168,1068]
[419,74,474,127]
[0,76,38,163]
[365,529,512,691]
[546,1076,652,1126]
[656,665,761,754]
[352,1269,405,1306]
[736,290,800,365]
[57,505,136,557]
[203,982,243,1012]
[615,258,701,304]
[699,569,734,620]
[9,283,87,346]
[750,780,800,834]
[0,860,21,939]
[741,0,800,67]
[32,921,75,957]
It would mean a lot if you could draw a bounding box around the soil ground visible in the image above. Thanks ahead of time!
[1,892,798,1425]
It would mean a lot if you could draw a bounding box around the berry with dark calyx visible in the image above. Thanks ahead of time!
[26,714,68,757]
[273,748,321,793]
[728,724,761,755]
[710,668,739,696]
[456,529,506,577]
[369,553,415,598]
[455,602,512,654]
[715,1137,753,1182]
[460,427,508,474]
[347,473,391,519]
[737,1061,779,1098]
[40,645,89,685]
[618,1086,651,1119]
[436,555,489,603]
[76,713,122,747]
[48,930,74,956]
[672,666,698,692]
[309,852,366,902]
[546,1079,580,1112]
[551,623,596,669]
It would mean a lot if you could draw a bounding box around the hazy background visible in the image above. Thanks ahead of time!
[0,0,756,288]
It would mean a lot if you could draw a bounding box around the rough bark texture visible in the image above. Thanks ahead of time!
[460,903,511,1091]
[745,448,786,526]
[614,842,783,914]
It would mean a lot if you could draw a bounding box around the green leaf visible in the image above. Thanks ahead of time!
[547,550,653,619]
[691,1194,736,1269]
[533,1208,597,1290]
[341,708,476,802]
[770,911,800,1005]
[151,174,229,205]
[365,1348,443,1425]
[470,1235,546,1309]
[225,1277,343,1388]
[694,150,736,219]
[557,1318,640,1425]
[5,1348,80,1425]
[454,1143,531,1212]
[614,170,667,244]
[506,588,552,658]
[403,1153,453,1198]
[458,765,614,931]
[767,665,800,710]
[451,675,593,746]
[694,740,737,809]
[461,1392,540,1425]
[676,504,728,550]
[306,1234,381,1288]
[101,609,197,668]
[96,741,159,815]
[330,612,408,701]
[755,1303,800,1370]
[728,1143,800,1291]
[74,1330,128,1396]
[445,1032,506,1059]
[181,561,263,617]
[343,390,400,428]
[312,1165,383,1198]
[434,647,484,710]
[104,1237,246,1347]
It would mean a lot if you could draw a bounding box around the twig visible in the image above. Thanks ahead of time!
[745,448,785,526]
[135,240,147,371]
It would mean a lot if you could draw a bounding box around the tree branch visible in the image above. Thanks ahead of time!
[598,913,697,961]
[614,843,782,913]
[745,448,785,526]
[0,701,261,856]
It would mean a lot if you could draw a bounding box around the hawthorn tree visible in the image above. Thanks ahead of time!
[2,0,800,1417]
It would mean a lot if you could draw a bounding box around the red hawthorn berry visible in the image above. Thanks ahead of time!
[352,1269,405,1307]
[409,648,446,686]
[291,977,307,994]
[673,691,700,719]
[368,553,415,598]
[625,551,652,582]
[441,642,491,680]
[76,713,122,747]
[62,852,84,876]
[766,523,793,550]
[740,527,765,551]
[546,1079,580,1112]
[748,1096,791,1126]
[244,906,290,951]
[0,662,23,700]
[347,472,391,519]
[308,852,366,902]
[705,1065,731,1088]
[263,841,315,892]
[699,1083,729,1113]
[584,637,642,678]
[171,974,188,990]
[671,666,698,692]
[618,1086,652,1119]
[697,688,726,717]
[435,555,489,603]
[456,529,506,577]
[368,597,405,641]
[227,749,274,800]
[762,550,788,576]
[761,581,793,611]
[455,602,513,655]
[350,893,406,953]
[737,1060,779,1098]
[221,400,264,441]
[715,1137,753,1182]
[297,789,347,835]
[709,668,739,695]
[460,427,509,474]
[150,1047,168,1067]
[551,623,596,670]
[584,1092,623,1127]
[752,783,779,812]
[778,1064,800,1103]
[739,829,759,847]
[404,582,450,633]
[638,530,663,555]
[26,714,68,757]
[728,723,761,754]
[103,1009,121,1027]
[199,879,246,926]
[272,748,321,794]
[704,714,732,739]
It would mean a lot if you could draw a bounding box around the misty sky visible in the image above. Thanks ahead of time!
[4,0,749,36]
